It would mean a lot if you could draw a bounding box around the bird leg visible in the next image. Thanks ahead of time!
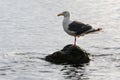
[74,36,76,46]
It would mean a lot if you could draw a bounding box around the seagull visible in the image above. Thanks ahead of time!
[57,11,102,45]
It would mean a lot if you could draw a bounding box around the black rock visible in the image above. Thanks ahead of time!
[45,44,90,64]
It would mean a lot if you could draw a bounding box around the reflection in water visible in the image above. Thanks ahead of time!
[61,64,89,80]
[0,0,120,80]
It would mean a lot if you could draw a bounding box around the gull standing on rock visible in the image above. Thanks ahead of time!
[57,11,102,45]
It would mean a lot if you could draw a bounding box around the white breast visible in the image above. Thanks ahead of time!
[63,20,76,36]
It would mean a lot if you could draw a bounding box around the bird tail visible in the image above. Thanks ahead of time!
[85,28,102,34]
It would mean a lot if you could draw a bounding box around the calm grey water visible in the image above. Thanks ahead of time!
[0,0,120,80]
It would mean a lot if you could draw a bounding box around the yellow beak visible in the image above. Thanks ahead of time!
[57,13,63,16]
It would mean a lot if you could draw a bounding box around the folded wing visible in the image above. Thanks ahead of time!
[68,21,92,35]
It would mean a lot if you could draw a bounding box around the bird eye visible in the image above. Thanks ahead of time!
[63,12,67,14]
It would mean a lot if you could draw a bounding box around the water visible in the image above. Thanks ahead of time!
[0,0,120,80]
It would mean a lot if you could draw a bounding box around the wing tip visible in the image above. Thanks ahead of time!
[96,28,102,31]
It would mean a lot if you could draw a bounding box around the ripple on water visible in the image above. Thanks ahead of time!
[60,64,89,80]
[0,0,120,80]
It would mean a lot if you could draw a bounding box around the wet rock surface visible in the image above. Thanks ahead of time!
[45,44,90,64]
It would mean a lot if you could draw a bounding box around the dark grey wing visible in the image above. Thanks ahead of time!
[68,21,92,35]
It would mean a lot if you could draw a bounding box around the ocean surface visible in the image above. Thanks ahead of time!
[0,0,120,80]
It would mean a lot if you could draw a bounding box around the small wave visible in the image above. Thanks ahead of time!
[103,47,120,50]
[15,52,41,55]
[92,54,113,57]
[91,46,120,50]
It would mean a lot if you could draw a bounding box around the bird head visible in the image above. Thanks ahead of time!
[57,11,70,17]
